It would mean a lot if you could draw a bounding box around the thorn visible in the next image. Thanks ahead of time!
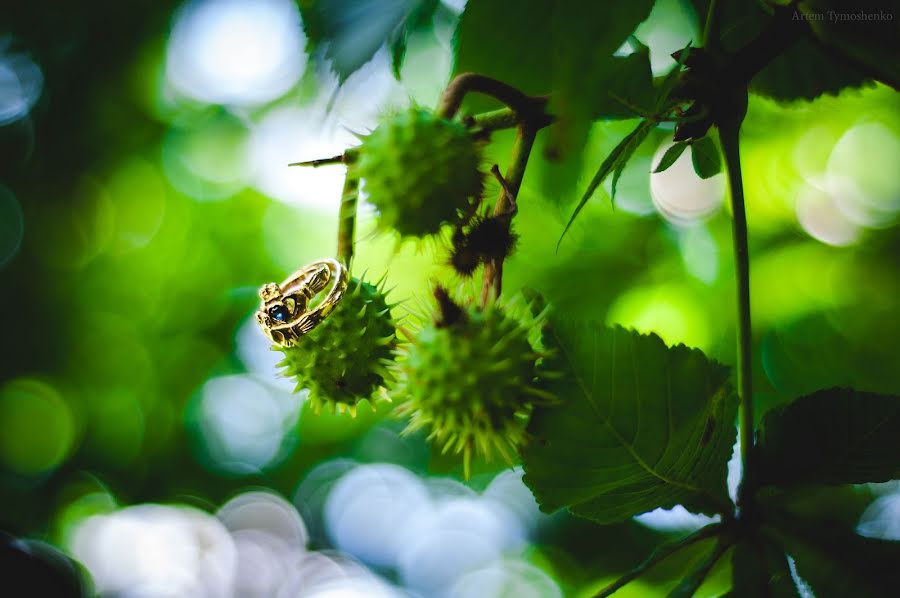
[376,334,396,346]
[288,153,347,168]
[490,164,518,217]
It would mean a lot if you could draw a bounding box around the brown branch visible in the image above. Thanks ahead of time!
[480,124,537,306]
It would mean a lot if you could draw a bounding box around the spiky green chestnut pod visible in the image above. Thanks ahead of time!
[393,293,553,476]
[358,108,483,237]
[277,277,397,416]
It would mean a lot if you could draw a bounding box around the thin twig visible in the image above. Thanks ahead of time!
[438,72,546,121]
[480,125,537,306]
[592,524,723,598]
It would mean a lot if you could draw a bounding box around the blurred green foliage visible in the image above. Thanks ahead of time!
[2,0,900,595]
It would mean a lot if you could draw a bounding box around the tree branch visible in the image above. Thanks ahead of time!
[480,124,537,306]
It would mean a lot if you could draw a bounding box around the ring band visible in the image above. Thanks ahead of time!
[256,258,349,347]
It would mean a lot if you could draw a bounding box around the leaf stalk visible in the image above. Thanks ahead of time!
[592,523,723,598]
[719,118,754,506]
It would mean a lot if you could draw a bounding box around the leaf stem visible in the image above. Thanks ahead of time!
[437,72,547,121]
[469,104,554,135]
[701,0,720,51]
[592,524,722,598]
[337,166,359,268]
[481,124,537,305]
[719,119,754,505]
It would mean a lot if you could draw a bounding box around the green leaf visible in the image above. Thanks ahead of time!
[589,47,656,120]
[691,136,722,179]
[455,0,654,151]
[688,0,766,53]
[751,36,873,102]
[390,34,408,79]
[729,539,801,598]
[798,0,900,91]
[690,0,875,101]
[654,142,690,173]
[653,42,693,114]
[768,515,900,598]
[521,322,738,524]
[755,387,900,487]
[558,120,653,248]
[548,0,655,156]
[314,0,438,82]
[610,123,654,204]
[454,0,553,104]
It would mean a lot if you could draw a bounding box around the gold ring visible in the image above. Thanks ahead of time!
[256,258,349,347]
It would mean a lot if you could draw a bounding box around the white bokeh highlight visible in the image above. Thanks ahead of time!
[857,492,900,541]
[166,0,307,106]
[0,38,43,125]
[68,490,398,597]
[70,504,237,597]
[198,374,303,472]
[322,463,545,597]
[650,142,725,226]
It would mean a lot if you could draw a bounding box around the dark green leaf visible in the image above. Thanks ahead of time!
[610,123,654,205]
[730,539,801,598]
[768,515,900,598]
[756,387,900,487]
[688,0,767,53]
[798,0,900,91]
[589,48,656,120]
[751,36,873,102]
[315,0,438,82]
[653,42,693,114]
[390,34,408,79]
[654,142,690,173]
[690,0,876,100]
[691,136,722,179]
[558,120,653,247]
[545,0,654,159]
[522,322,737,524]
[455,0,654,153]
[453,0,553,106]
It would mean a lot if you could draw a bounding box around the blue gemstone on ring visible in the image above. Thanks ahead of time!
[268,305,290,322]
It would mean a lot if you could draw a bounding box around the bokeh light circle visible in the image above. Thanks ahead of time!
[249,107,354,209]
[0,378,75,476]
[827,122,900,227]
[795,179,860,247]
[161,110,252,201]
[324,463,430,568]
[166,0,307,106]
[0,43,43,125]
[70,504,236,597]
[197,374,302,472]
[650,141,725,226]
